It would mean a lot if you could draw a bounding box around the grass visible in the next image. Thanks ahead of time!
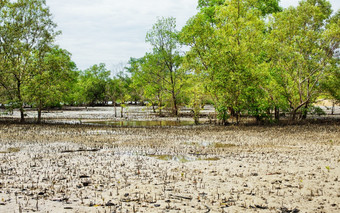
[199,157,220,161]
[148,154,197,163]
[0,147,21,154]
[148,154,172,161]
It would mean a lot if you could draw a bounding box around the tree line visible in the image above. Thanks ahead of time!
[0,0,339,124]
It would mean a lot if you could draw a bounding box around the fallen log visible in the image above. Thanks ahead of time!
[61,149,100,153]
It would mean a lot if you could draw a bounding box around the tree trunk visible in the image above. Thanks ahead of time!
[171,90,178,116]
[20,106,25,123]
[17,81,25,123]
[236,112,240,125]
[228,107,235,117]
[274,107,280,121]
[37,108,42,124]
[291,101,309,120]
[158,92,163,116]
[292,109,297,120]
[194,111,199,125]
[37,100,42,124]
[267,108,271,119]
[152,104,156,113]
[114,101,117,117]
[331,101,335,115]
[255,108,261,123]
[194,117,199,125]
[158,99,162,117]
[121,106,124,118]
[193,101,200,125]
[301,102,308,120]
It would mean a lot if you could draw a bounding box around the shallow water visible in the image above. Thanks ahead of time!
[148,154,220,162]
[148,154,197,163]
[85,120,195,127]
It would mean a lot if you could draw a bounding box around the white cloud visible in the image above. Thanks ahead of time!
[46,0,339,71]
[46,0,198,70]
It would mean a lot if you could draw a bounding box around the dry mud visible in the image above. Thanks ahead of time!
[0,122,339,213]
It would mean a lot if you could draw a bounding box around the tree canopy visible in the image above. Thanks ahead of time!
[0,0,339,124]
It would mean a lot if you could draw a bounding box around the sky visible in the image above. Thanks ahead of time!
[46,0,340,71]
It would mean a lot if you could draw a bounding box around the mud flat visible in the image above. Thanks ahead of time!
[0,122,339,212]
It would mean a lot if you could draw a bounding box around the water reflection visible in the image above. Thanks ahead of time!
[85,120,195,127]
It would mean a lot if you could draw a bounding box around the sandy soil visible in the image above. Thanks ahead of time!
[0,121,339,212]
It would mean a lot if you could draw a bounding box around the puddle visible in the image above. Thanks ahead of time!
[200,141,212,147]
[85,120,195,127]
[148,154,197,163]
[185,141,236,149]
[148,154,220,163]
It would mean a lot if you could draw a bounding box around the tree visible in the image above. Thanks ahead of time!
[23,47,77,123]
[106,77,121,117]
[78,63,110,106]
[320,10,340,114]
[115,72,131,118]
[198,0,282,17]
[181,0,267,124]
[0,0,59,122]
[185,74,208,124]
[268,0,338,120]
[128,54,168,116]
[180,9,218,113]
[146,17,186,116]
[321,68,340,114]
[124,59,142,105]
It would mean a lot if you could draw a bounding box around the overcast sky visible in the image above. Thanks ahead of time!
[45,0,340,71]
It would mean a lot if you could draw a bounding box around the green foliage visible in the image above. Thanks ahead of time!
[128,54,167,115]
[197,0,225,8]
[184,74,207,124]
[309,106,326,116]
[321,69,340,102]
[23,47,77,109]
[125,58,143,104]
[181,0,339,123]
[320,10,340,102]
[268,0,338,119]
[77,63,110,106]
[142,17,187,116]
[1,0,338,125]
[181,0,267,123]
[106,78,121,104]
[216,105,230,125]
[116,72,132,105]
[197,0,282,16]
[255,0,282,16]
[0,0,60,122]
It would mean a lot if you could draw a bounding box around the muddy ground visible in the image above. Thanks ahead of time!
[0,106,339,212]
